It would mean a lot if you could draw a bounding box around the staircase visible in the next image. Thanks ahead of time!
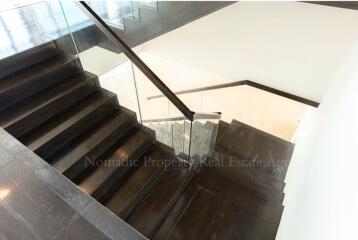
[0,40,295,239]
[0,42,192,239]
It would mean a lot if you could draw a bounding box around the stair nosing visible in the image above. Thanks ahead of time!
[1,76,90,129]
[0,55,76,95]
[78,129,156,198]
[26,92,114,152]
[52,111,137,177]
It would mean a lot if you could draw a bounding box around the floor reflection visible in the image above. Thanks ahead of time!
[0,188,10,200]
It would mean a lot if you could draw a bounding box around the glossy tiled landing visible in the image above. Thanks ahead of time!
[155,120,293,240]
[158,168,284,240]
[0,128,145,240]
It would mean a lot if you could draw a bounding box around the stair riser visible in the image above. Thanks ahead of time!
[63,117,137,180]
[35,99,117,160]
[5,82,96,138]
[0,42,58,80]
[147,174,193,238]
[0,58,80,111]
[152,184,198,240]
[210,154,284,202]
[119,168,163,220]
[92,138,156,202]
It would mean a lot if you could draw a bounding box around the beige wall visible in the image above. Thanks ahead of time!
[137,51,309,141]
[79,2,358,141]
[138,2,358,102]
[177,85,310,141]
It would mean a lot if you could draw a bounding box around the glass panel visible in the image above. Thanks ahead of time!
[59,1,141,120]
[137,1,158,10]
[0,1,77,59]
[60,1,191,157]
[131,63,190,157]
[59,1,220,168]
[189,113,221,168]
[87,1,135,29]
[0,1,222,169]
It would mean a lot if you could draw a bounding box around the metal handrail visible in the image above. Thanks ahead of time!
[76,1,195,121]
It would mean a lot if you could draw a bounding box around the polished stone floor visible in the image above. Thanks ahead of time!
[0,128,145,240]
[0,117,292,239]
[154,120,293,239]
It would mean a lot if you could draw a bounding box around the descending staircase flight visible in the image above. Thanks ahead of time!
[0,42,192,238]
[0,35,294,240]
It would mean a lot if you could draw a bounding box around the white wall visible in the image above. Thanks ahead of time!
[276,40,358,239]
[79,46,128,76]
[138,2,358,102]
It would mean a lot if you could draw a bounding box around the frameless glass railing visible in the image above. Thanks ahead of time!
[0,1,219,169]
[0,0,156,60]
[87,1,135,29]
[59,1,220,168]
[0,1,70,59]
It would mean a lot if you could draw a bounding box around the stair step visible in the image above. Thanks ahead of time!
[229,120,294,181]
[162,187,260,240]
[210,153,285,201]
[52,110,136,180]
[214,120,236,153]
[0,41,59,80]
[105,144,172,219]
[0,55,80,111]
[231,119,293,145]
[153,184,198,240]
[20,91,117,159]
[76,127,155,201]
[215,119,294,181]
[126,166,192,238]
[0,75,96,138]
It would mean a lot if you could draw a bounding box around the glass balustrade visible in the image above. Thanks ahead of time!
[61,1,220,168]
[0,0,156,60]
[0,0,220,169]
[0,1,74,59]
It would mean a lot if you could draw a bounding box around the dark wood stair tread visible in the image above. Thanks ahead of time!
[162,187,259,240]
[0,55,68,91]
[216,119,294,181]
[153,184,198,240]
[164,186,283,240]
[0,75,88,127]
[105,144,172,219]
[0,75,95,137]
[0,41,59,80]
[231,119,293,145]
[126,166,192,238]
[209,153,285,201]
[229,119,294,161]
[20,91,116,158]
[77,127,155,200]
[51,110,136,179]
[0,56,80,112]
